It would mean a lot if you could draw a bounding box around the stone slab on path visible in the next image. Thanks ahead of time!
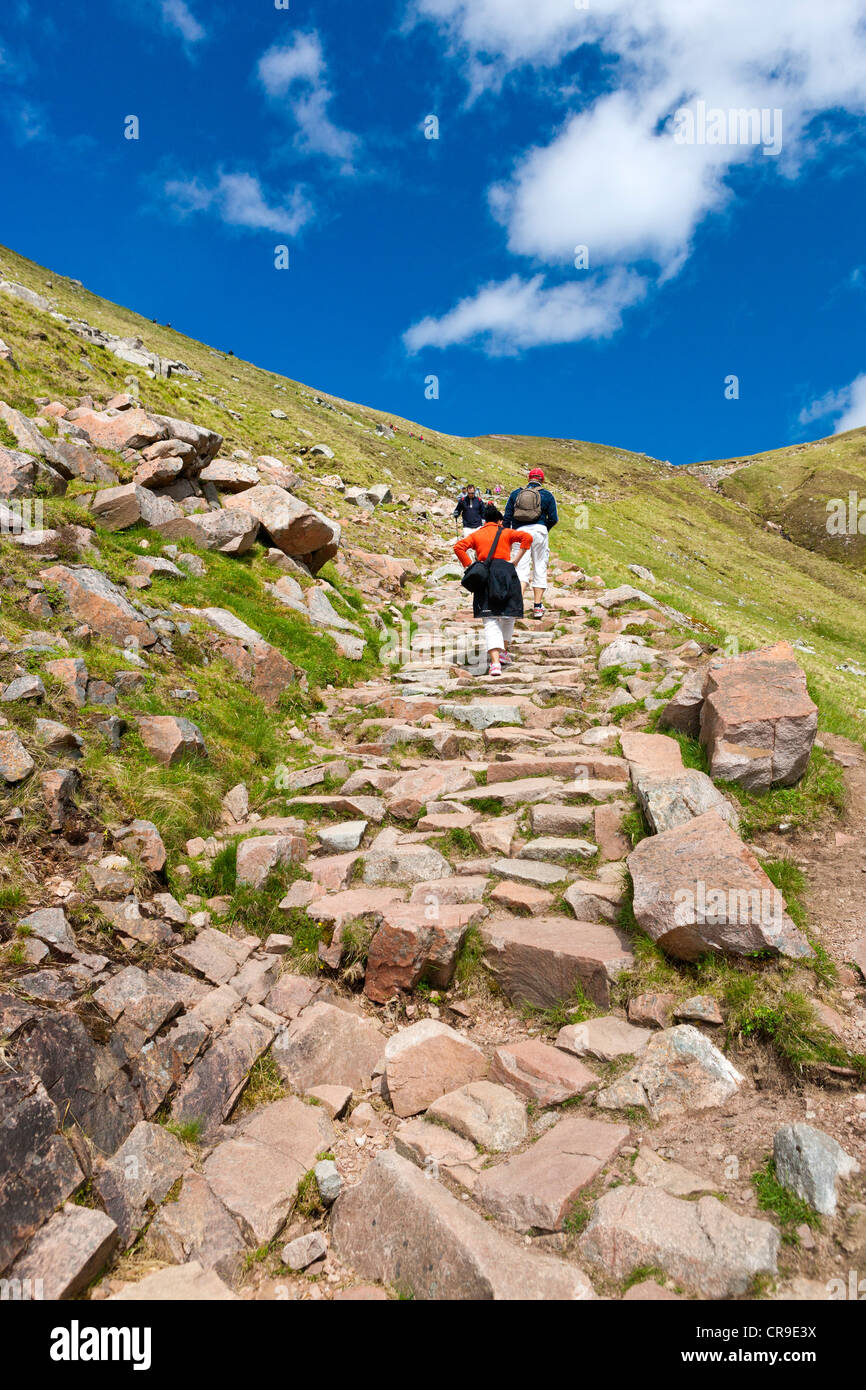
[384,1020,488,1117]
[6,1202,118,1299]
[273,999,384,1092]
[482,915,634,1009]
[365,902,485,1002]
[426,1081,528,1153]
[556,1016,651,1062]
[627,810,813,961]
[489,1038,597,1105]
[204,1097,334,1245]
[475,1114,629,1232]
[490,857,571,887]
[579,1187,780,1298]
[330,1150,596,1300]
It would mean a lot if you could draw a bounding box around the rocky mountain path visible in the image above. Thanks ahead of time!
[3,528,865,1305]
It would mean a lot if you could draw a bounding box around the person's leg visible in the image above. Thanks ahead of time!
[515,539,532,590]
[531,525,550,611]
[499,616,516,662]
[482,616,504,673]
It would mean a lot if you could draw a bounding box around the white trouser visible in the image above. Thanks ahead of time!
[462,526,479,537]
[515,523,550,589]
[483,615,515,653]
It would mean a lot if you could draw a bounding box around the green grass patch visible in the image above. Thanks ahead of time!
[752,1157,822,1240]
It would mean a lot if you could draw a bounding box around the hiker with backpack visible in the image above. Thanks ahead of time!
[453,483,485,535]
[503,468,558,619]
[453,503,532,677]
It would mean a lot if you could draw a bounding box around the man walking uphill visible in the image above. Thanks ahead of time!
[454,484,485,535]
[504,468,558,618]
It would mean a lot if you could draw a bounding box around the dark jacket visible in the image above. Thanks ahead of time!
[503,483,558,531]
[471,559,524,618]
[453,494,485,528]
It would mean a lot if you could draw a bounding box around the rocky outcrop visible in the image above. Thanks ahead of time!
[223,486,340,572]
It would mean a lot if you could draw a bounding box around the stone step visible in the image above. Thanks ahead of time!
[489,857,571,887]
[518,836,598,864]
[330,1150,595,1300]
[481,915,635,1008]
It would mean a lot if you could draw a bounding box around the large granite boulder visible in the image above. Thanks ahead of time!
[627,810,813,961]
[700,642,818,789]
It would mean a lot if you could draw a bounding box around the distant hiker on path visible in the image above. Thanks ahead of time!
[454,503,532,677]
[453,483,485,535]
[504,467,558,619]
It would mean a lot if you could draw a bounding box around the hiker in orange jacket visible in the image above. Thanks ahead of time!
[454,504,532,676]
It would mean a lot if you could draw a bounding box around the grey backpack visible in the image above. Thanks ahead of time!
[512,485,542,524]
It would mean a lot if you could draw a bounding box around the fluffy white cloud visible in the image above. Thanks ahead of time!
[165,171,314,237]
[158,0,205,45]
[801,375,866,435]
[407,0,866,350]
[257,31,359,170]
[404,269,646,354]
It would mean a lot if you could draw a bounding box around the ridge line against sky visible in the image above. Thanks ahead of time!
[0,0,864,464]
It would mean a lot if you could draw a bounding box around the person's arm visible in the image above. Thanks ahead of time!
[503,489,516,527]
[453,499,463,520]
[545,491,558,530]
[454,533,474,567]
[509,528,533,553]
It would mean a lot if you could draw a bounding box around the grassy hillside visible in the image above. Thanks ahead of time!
[1,238,864,756]
[686,428,866,570]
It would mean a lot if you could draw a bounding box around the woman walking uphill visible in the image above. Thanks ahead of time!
[454,504,532,676]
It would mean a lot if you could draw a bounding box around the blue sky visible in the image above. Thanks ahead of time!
[1,0,865,465]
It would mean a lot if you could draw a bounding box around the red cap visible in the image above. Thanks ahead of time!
[528,467,545,481]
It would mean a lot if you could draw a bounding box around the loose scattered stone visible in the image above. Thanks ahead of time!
[773,1123,859,1217]
[282,1231,328,1271]
[136,715,207,766]
[700,642,818,789]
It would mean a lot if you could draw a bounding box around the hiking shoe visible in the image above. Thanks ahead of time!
[500,651,514,665]
[488,662,502,677]
[532,603,544,619]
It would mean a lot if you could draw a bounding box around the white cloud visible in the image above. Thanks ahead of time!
[158,0,205,45]
[165,171,314,237]
[799,374,866,434]
[404,269,646,354]
[256,31,359,170]
[406,0,866,350]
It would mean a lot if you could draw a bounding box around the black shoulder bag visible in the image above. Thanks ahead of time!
[460,523,505,595]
